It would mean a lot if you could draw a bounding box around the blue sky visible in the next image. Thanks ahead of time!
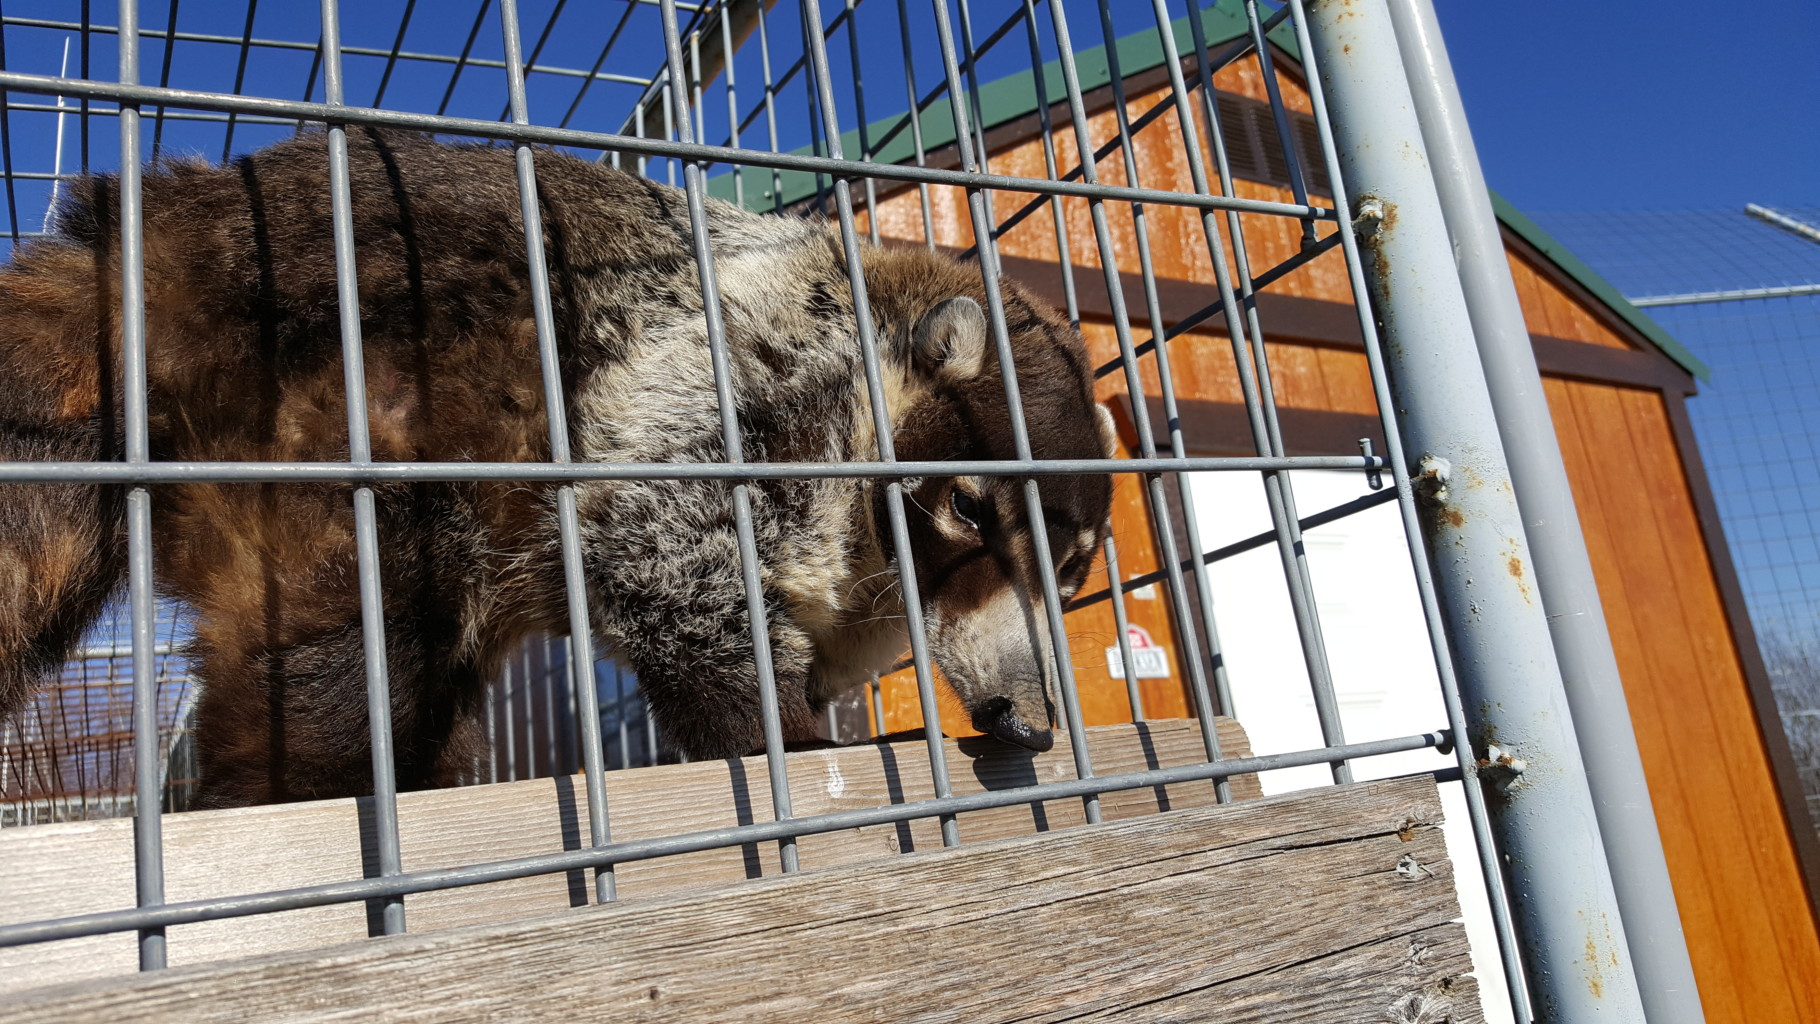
[0,1,1809,225]
[1434,0,1819,212]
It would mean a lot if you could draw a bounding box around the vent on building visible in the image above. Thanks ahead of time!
[1213,92,1332,197]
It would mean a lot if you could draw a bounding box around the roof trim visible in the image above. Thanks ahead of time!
[707,3,1288,211]
[706,0,1707,381]
[1491,193,1708,379]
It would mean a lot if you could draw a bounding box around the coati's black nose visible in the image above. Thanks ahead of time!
[971,698,1054,753]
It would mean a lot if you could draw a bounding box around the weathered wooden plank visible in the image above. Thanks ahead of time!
[0,718,1257,991]
[5,777,1479,1024]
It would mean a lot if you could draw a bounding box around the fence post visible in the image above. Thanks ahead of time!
[1300,1,1648,1019]
[1383,1,1707,1018]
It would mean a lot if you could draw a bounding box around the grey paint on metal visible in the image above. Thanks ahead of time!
[319,0,406,938]
[657,0,800,874]
[0,68,1340,220]
[1745,202,1820,245]
[116,0,166,972]
[1629,281,1820,307]
[1041,0,1228,799]
[1384,0,1707,1018]
[930,0,1102,823]
[1301,1,1645,1019]
[1285,1,1532,1011]
[497,0,618,905]
[0,453,1387,485]
[798,0,960,849]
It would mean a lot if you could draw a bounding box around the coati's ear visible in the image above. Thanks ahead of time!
[911,297,988,379]
[1094,402,1119,459]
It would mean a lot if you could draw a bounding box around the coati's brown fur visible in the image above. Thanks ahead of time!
[0,128,1113,808]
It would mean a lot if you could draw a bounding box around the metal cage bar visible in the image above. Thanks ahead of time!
[1382,0,1704,1015]
[0,6,1669,1019]
[1298,0,1645,1017]
[497,0,618,904]
[318,0,407,938]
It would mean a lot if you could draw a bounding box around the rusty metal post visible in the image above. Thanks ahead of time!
[1300,1,1647,1019]
[1385,1,1707,1019]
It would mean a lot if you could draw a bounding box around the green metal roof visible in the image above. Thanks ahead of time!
[1490,193,1707,379]
[707,2,1288,210]
[707,0,1705,381]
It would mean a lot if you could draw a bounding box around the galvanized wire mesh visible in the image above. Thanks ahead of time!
[1536,204,1820,833]
[0,1,1550,1017]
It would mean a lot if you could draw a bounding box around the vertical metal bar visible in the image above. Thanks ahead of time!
[496,0,572,121]
[799,0,961,849]
[149,0,180,160]
[497,0,617,901]
[117,0,165,970]
[1142,0,1350,782]
[1016,0,1078,326]
[319,0,406,937]
[435,0,493,117]
[1096,1,1258,748]
[642,681,658,767]
[484,666,498,784]
[1286,2,1531,1008]
[1102,536,1144,720]
[892,0,936,247]
[869,673,885,737]
[841,0,881,243]
[634,100,648,178]
[930,0,1100,823]
[798,9,830,216]
[78,0,90,171]
[1384,0,1705,1017]
[754,0,783,212]
[371,0,419,108]
[1300,3,1645,1019]
[719,2,741,208]
[615,663,630,771]
[218,0,260,162]
[0,14,20,249]
[1040,0,1227,801]
[1242,2,1317,248]
[657,0,799,873]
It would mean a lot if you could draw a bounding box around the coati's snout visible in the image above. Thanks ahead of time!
[889,291,1118,753]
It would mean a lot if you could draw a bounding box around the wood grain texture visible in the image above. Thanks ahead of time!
[4,777,1481,1024]
[1545,378,1820,1022]
[0,718,1258,992]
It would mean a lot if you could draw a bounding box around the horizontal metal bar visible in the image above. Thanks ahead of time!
[0,70,1336,220]
[1628,281,1820,307]
[1093,230,1342,379]
[0,16,657,86]
[1745,202,1820,245]
[0,454,1388,484]
[70,644,178,659]
[0,728,1449,949]
[1068,487,1399,611]
[1,100,306,128]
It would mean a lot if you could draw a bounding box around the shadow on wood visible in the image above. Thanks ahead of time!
[3,776,1479,1023]
[0,718,1258,991]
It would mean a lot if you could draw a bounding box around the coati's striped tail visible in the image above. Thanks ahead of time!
[0,242,127,719]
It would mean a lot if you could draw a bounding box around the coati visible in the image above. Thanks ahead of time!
[0,128,1115,809]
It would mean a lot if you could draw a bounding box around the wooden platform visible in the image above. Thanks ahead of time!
[1,718,1258,991]
[4,775,1477,1023]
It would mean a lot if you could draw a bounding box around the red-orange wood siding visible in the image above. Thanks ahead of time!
[850,49,1819,1019]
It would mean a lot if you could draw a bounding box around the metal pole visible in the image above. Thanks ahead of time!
[1384,1,1706,1019]
[1301,2,1646,1020]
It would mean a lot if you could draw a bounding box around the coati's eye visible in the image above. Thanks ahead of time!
[950,489,983,530]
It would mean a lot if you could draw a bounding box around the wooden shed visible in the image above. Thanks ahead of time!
[715,5,1820,1019]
